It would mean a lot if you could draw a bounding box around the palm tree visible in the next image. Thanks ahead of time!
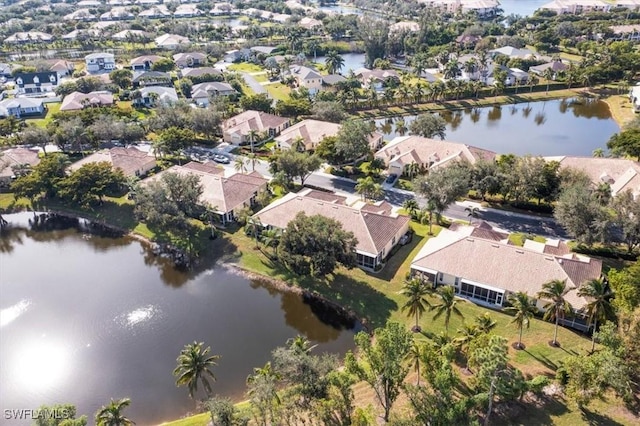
[592,147,605,158]
[247,129,260,154]
[325,50,345,74]
[246,217,262,248]
[95,398,134,426]
[578,278,615,352]
[173,341,220,399]
[431,286,464,337]
[287,335,317,355]
[474,312,497,334]
[400,278,432,332]
[234,156,247,174]
[260,228,281,257]
[454,324,480,372]
[402,198,419,217]
[201,203,220,239]
[537,279,574,347]
[465,206,480,225]
[405,341,424,386]
[543,68,555,93]
[246,153,258,171]
[394,119,407,136]
[504,292,538,350]
[355,176,382,201]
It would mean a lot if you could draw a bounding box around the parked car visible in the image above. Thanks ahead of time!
[213,154,230,164]
[385,174,398,184]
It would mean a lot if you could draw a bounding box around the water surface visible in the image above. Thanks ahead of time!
[0,214,355,424]
[374,98,619,156]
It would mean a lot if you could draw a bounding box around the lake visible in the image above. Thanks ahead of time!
[314,52,366,73]
[0,213,356,425]
[499,0,549,17]
[374,98,620,156]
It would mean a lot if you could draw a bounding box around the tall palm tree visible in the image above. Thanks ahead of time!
[592,147,605,158]
[400,278,432,332]
[246,217,262,248]
[474,312,497,334]
[454,323,480,371]
[234,156,247,174]
[260,228,281,257]
[394,119,407,136]
[431,286,464,337]
[405,340,424,386]
[543,68,555,93]
[465,206,480,225]
[578,278,615,352]
[537,279,574,347]
[247,129,260,154]
[287,335,317,355]
[504,292,538,350]
[95,398,134,426]
[325,50,344,74]
[246,153,258,171]
[173,341,220,399]
[402,198,419,217]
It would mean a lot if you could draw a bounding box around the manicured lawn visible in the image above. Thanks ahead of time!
[394,178,413,191]
[252,73,269,83]
[508,232,547,246]
[228,63,265,73]
[25,102,61,128]
[264,83,290,101]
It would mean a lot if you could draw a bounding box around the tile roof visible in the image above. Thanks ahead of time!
[69,147,156,177]
[275,119,341,150]
[375,135,496,168]
[144,167,267,213]
[60,91,114,111]
[223,110,289,135]
[130,55,163,65]
[0,148,41,178]
[183,161,224,174]
[180,67,222,78]
[545,156,640,197]
[191,82,237,99]
[411,224,602,309]
[254,188,410,256]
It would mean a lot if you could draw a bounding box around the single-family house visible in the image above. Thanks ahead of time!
[298,17,322,30]
[49,60,75,79]
[5,31,53,43]
[69,147,156,177]
[100,7,134,21]
[530,60,569,77]
[0,97,46,118]
[173,52,207,68]
[222,110,290,144]
[0,148,41,187]
[489,46,536,60]
[63,8,96,21]
[139,5,171,18]
[540,0,611,15]
[112,30,149,41]
[60,91,115,111]
[0,63,18,79]
[143,165,268,224]
[155,34,190,49]
[14,72,59,95]
[191,82,237,106]
[275,119,383,152]
[375,135,496,177]
[254,188,411,270]
[322,74,346,88]
[289,65,323,95]
[389,21,420,33]
[544,156,640,199]
[354,68,400,91]
[85,52,116,73]
[223,49,251,63]
[130,55,164,71]
[210,3,238,15]
[132,71,173,88]
[610,24,640,42]
[410,221,602,330]
[133,86,179,107]
[174,4,202,17]
[179,67,222,81]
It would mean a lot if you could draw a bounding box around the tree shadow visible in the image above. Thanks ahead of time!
[522,348,559,372]
[580,406,625,426]
[505,395,569,425]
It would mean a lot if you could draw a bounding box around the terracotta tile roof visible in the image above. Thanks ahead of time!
[183,161,224,174]
[411,225,602,309]
[254,188,410,256]
[60,91,114,111]
[376,135,496,168]
[275,119,341,150]
[305,189,348,203]
[0,148,40,178]
[144,167,267,213]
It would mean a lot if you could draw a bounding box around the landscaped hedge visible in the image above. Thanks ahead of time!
[573,244,639,261]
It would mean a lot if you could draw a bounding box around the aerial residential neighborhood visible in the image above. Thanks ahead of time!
[1,1,639,425]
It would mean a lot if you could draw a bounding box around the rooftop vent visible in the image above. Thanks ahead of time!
[516,250,524,254]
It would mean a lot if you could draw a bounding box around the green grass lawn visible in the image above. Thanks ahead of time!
[228,63,265,73]
[252,73,269,83]
[264,83,290,101]
[508,232,547,247]
[25,102,61,128]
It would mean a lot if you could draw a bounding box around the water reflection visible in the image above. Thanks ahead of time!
[0,213,355,424]
[374,98,619,156]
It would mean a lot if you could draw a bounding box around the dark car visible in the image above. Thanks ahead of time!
[213,154,230,164]
[385,174,398,184]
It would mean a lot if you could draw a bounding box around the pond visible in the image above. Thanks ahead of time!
[0,213,356,424]
[314,52,366,73]
[373,98,620,156]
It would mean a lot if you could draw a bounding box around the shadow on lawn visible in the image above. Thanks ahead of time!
[522,348,559,372]
[580,406,625,426]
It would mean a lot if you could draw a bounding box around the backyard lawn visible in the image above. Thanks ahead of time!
[25,102,60,127]
[228,63,265,73]
[264,82,290,101]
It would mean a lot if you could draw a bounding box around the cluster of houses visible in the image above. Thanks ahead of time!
[2,105,639,330]
[541,0,640,15]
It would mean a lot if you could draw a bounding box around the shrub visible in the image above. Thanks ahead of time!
[528,375,550,394]
[556,367,569,385]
